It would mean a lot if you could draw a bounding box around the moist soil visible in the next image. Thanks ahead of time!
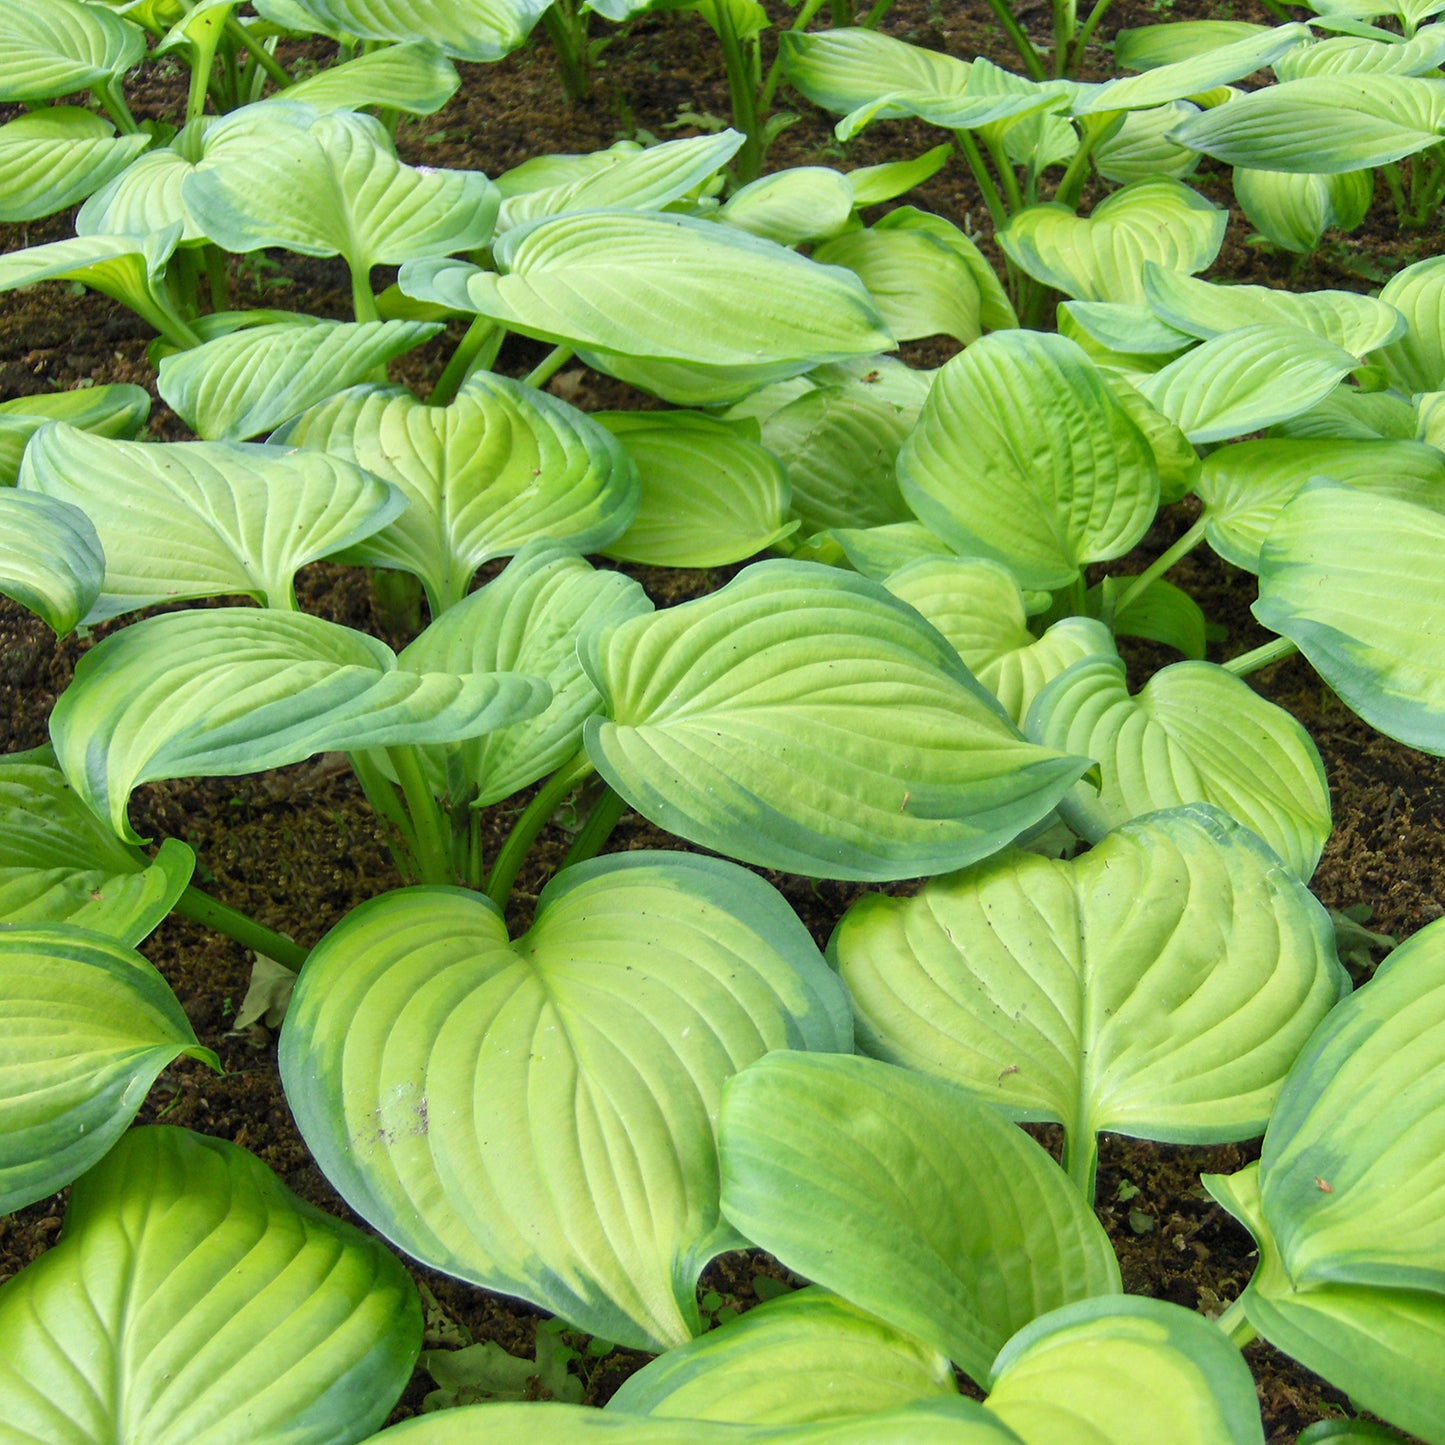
[0,1,1439,1438]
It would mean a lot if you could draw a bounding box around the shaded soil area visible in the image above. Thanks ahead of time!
[2,0,1440,1438]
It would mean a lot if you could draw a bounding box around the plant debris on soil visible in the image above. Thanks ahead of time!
[1,1,1439,1437]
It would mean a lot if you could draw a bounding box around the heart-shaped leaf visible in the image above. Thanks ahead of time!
[1255,482,1445,755]
[0,925,218,1212]
[1026,655,1332,878]
[400,543,652,806]
[1093,102,1202,183]
[832,805,1345,1196]
[0,382,148,484]
[252,0,552,61]
[1204,914,1445,1443]
[0,490,103,638]
[20,422,404,621]
[0,753,193,942]
[608,1287,957,1422]
[719,1051,1121,1384]
[279,852,853,1352]
[158,318,443,440]
[998,179,1226,304]
[400,210,893,366]
[596,411,794,566]
[0,1126,421,1444]
[1231,168,1374,256]
[883,557,1116,724]
[49,607,550,841]
[1375,255,1445,392]
[1136,325,1359,444]
[0,108,150,223]
[897,331,1159,589]
[273,374,639,614]
[582,561,1090,882]
[1197,438,1445,573]
[721,166,856,246]
[985,1296,1267,1443]
[0,0,146,100]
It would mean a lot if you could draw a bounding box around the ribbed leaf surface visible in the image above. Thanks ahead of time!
[282,38,459,114]
[49,607,550,840]
[1232,168,1373,255]
[0,0,145,100]
[21,423,401,620]
[582,561,1090,881]
[833,806,1344,1156]
[0,382,148,484]
[252,0,552,61]
[0,490,103,637]
[721,167,855,245]
[279,854,852,1351]
[1026,655,1331,878]
[1376,255,1445,392]
[273,374,638,613]
[0,1126,421,1445]
[0,108,149,223]
[0,926,217,1212]
[897,331,1159,589]
[718,1052,1121,1384]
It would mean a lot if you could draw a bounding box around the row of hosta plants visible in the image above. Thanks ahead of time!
[3,0,1445,1441]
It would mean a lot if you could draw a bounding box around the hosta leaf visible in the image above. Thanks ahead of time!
[1071,23,1311,111]
[1026,656,1332,878]
[251,0,551,60]
[0,108,150,223]
[897,331,1159,589]
[998,179,1226,304]
[984,1296,1267,1443]
[1136,325,1359,444]
[281,38,460,114]
[157,317,442,440]
[0,926,218,1212]
[832,520,957,580]
[1101,373,1200,503]
[0,490,103,637]
[20,422,403,620]
[1097,574,1208,659]
[720,166,856,245]
[183,108,499,273]
[883,557,1116,724]
[400,210,893,366]
[1204,915,1445,1442]
[0,382,148,484]
[576,351,820,408]
[719,1052,1121,1384]
[1170,76,1445,171]
[1255,483,1445,754]
[49,607,550,841]
[1376,255,1445,392]
[272,374,639,614]
[279,853,852,1352]
[758,381,919,535]
[498,132,743,232]
[0,755,193,943]
[1142,265,1403,355]
[0,0,145,100]
[607,1287,957,1422]
[832,806,1344,1180]
[1058,301,1195,357]
[779,28,1060,139]
[1093,102,1202,183]
[1197,438,1445,572]
[399,543,652,806]
[1270,386,1418,442]
[582,561,1089,882]
[597,411,795,566]
[1232,167,1374,255]
[1277,24,1445,78]
[0,228,180,330]
[0,1126,421,1444]
[1114,21,1269,71]
[371,1399,1026,1443]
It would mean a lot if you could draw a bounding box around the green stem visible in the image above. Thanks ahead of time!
[429,316,502,405]
[1256,0,1290,19]
[486,748,596,909]
[831,0,853,22]
[954,129,1009,232]
[541,3,591,102]
[1215,1296,1258,1347]
[983,132,1025,214]
[1052,0,1077,78]
[203,243,229,312]
[1054,113,1113,210]
[387,745,454,885]
[1113,516,1208,616]
[760,0,828,110]
[224,16,294,87]
[858,0,897,26]
[1384,162,1409,221]
[714,0,763,182]
[186,48,212,124]
[1062,1126,1098,1203]
[1072,0,1115,65]
[1223,636,1299,677]
[350,264,380,323]
[92,77,140,135]
[561,784,628,870]
[522,343,574,389]
[347,748,421,879]
[173,885,308,971]
[981,0,1047,81]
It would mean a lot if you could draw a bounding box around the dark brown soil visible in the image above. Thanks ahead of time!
[1,2,1437,1439]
